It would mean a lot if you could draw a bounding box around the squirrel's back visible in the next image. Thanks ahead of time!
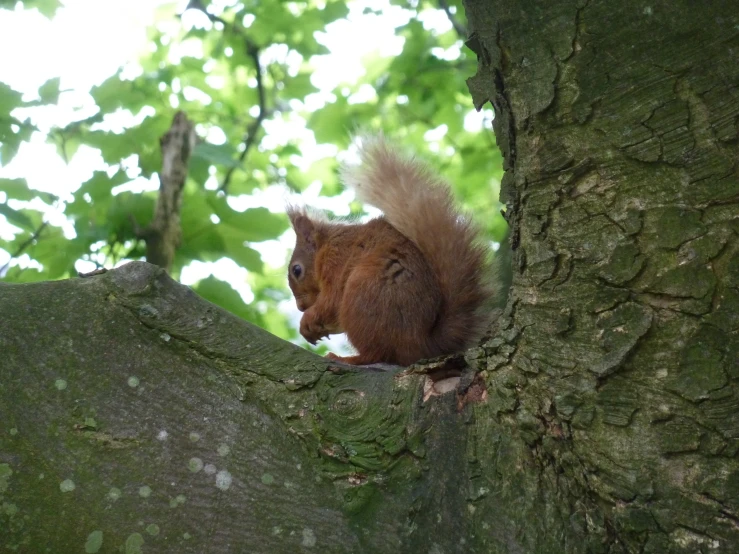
[340,135,493,357]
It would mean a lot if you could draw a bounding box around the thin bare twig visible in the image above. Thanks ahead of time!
[438,0,468,38]
[219,41,267,193]
[184,1,268,194]
[0,220,49,276]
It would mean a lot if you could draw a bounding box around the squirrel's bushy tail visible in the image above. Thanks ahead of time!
[340,134,493,356]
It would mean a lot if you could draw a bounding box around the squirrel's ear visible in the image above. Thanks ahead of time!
[288,209,316,247]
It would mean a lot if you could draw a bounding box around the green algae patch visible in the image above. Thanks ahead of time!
[2,502,18,516]
[84,530,103,553]
[125,532,144,554]
[0,464,12,493]
[145,523,160,536]
[188,457,203,472]
[59,479,75,492]
[261,473,275,485]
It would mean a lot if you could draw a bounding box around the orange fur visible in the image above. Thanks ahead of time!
[287,135,493,366]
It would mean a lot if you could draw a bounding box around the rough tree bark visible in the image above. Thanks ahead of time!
[463,0,739,552]
[1,2,738,554]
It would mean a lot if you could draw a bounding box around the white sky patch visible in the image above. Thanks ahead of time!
[417,6,454,33]
[424,124,449,143]
[178,6,210,30]
[0,0,164,93]
[432,42,463,61]
[180,258,255,302]
[94,107,157,134]
[311,0,410,91]
[348,83,377,105]
[1,137,101,199]
[183,86,213,105]
[198,124,228,145]
[464,108,494,132]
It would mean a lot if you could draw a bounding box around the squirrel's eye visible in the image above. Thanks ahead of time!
[291,263,303,279]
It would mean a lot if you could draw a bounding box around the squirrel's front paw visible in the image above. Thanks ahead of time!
[300,313,328,345]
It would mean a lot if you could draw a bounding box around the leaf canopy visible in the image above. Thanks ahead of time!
[0,0,504,344]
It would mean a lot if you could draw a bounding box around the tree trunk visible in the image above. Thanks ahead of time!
[464,0,739,552]
[1,1,738,553]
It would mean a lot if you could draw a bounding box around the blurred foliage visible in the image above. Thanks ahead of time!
[0,0,505,347]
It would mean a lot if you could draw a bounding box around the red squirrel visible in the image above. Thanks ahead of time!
[287,135,493,366]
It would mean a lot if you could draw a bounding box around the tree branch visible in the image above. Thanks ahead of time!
[0,261,462,552]
[438,0,468,38]
[137,111,197,272]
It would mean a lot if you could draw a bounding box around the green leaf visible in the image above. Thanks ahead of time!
[188,156,210,186]
[24,0,61,18]
[0,116,34,166]
[6,225,80,280]
[89,77,154,114]
[308,96,351,144]
[38,77,61,104]
[192,275,263,325]
[78,170,129,202]
[192,142,239,169]
[282,72,318,100]
[0,81,23,113]
[107,192,156,238]
[180,214,269,273]
[76,130,133,165]
[0,178,35,201]
[180,223,224,260]
[210,199,289,242]
[48,129,82,162]
[32,234,88,279]
[0,204,35,231]
[220,173,261,196]
[306,157,339,192]
[220,231,264,272]
[0,266,47,283]
[322,1,350,21]
[128,114,171,176]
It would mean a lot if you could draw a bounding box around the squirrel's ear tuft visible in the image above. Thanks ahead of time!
[286,204,303,226]
[287,206,316,246]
